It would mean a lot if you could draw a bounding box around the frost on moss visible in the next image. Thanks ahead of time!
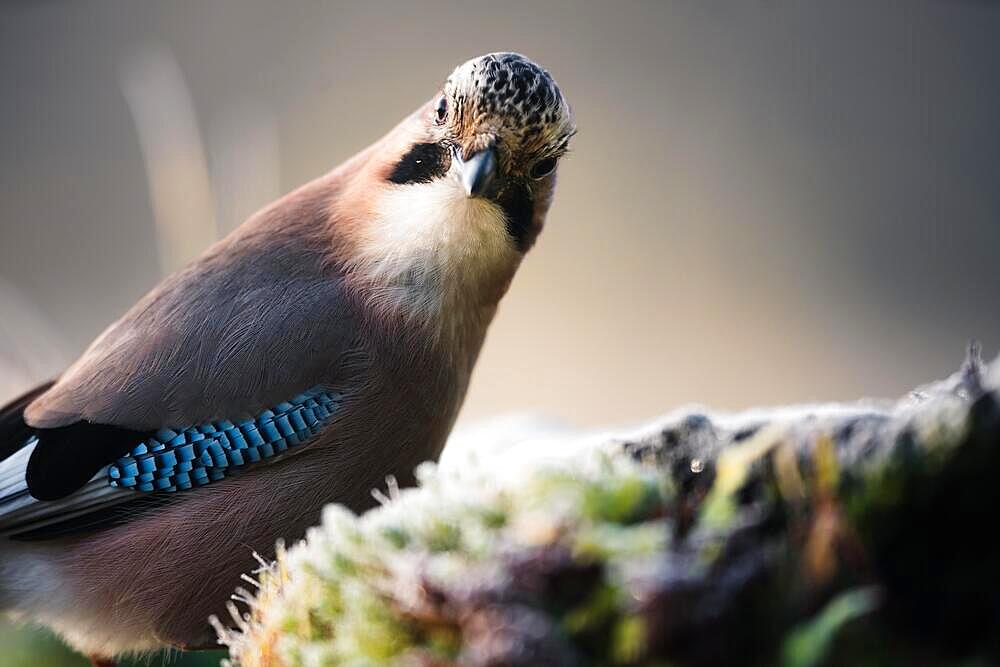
[216,349,1000,666]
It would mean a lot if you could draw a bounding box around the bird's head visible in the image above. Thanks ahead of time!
[397,53,574,245]
[432,52,575,219]
[338,53,574,320]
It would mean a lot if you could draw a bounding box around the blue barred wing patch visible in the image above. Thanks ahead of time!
[108,388,341,493]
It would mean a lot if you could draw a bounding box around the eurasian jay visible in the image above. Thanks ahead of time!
[0,52,575,665]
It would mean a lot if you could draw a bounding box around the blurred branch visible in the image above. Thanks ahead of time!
[120,43,218,274]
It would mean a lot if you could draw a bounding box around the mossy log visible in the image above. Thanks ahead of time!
[215,347,1000,667]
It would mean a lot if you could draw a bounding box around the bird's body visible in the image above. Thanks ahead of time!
[0,53,574,661]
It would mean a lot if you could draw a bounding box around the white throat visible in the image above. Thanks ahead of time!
[352,170,520,327]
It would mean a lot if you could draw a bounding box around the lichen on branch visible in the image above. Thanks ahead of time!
[215,348,1000,667]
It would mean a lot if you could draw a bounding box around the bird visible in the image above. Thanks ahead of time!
[0,52,575,665]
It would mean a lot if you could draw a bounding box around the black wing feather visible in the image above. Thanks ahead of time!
[3,381,154,502]
[26,421,154,501]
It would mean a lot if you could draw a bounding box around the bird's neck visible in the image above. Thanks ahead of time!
[338,173,521,351]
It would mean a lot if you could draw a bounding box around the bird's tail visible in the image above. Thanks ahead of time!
[0,381,52,464]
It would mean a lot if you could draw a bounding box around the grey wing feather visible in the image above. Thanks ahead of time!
[25,225,357,431]
[0,442,130,537]
[5,199,360,537]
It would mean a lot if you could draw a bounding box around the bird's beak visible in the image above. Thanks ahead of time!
[455,146,497,197]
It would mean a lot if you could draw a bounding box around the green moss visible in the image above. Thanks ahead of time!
[781,587,880,667]
[221,359,1000,667]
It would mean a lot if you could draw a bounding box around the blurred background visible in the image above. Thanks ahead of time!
[1,1,998,664]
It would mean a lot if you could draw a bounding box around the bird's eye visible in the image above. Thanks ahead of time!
[435,96,448,124]
[530,157,558,179]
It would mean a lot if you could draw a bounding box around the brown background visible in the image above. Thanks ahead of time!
[1,2,999,664]
[2,0,999,429]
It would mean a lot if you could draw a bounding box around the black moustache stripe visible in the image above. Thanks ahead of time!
[387,142,450,185]
[496,182,535,252]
